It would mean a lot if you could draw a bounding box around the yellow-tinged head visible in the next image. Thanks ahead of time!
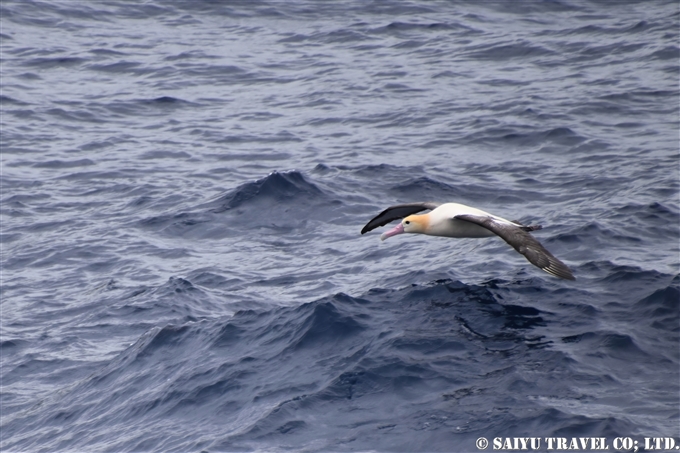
[402,214,430,234]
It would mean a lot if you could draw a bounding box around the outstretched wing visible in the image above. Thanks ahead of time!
[361,202,440,234]
[454,214,575,280]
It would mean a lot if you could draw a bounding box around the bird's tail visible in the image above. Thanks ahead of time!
[511,220,543,232]
[522,224,543,232]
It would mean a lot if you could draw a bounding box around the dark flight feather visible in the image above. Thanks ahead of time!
[454,214,575,280]
[360,202,440,234]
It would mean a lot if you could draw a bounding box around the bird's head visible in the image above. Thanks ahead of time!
[380,214,430,240]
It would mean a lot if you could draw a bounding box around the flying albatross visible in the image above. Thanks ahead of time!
[361,202,575,280]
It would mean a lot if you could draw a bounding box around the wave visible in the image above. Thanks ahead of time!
[464,126,587,148]
[4,265,677,450]
[208,170,326,213]
[136,170,333,238]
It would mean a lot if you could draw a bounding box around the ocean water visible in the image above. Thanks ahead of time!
[1,1,678,451]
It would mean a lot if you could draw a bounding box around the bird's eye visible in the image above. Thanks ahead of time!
[404,220,410,225]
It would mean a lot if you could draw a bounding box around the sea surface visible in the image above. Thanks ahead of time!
[1,1,679,451]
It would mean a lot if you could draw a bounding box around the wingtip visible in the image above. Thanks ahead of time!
[543,262,576,281]
[561,272,576,281]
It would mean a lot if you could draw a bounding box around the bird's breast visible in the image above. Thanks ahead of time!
[427,218,496,238]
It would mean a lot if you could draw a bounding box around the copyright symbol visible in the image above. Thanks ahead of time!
[476,437,489,450]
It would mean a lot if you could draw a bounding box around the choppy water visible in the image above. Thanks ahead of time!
[1,1,679,451]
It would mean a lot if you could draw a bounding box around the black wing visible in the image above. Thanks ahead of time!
[361,202,440,235]
[454,214,575,280]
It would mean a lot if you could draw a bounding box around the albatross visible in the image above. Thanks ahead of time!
[361,202,575,280]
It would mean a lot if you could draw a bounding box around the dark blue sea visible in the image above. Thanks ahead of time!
[1,1,679,451]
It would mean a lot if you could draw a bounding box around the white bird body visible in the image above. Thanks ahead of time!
[361,201,575,280]
[397,203,511,239]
